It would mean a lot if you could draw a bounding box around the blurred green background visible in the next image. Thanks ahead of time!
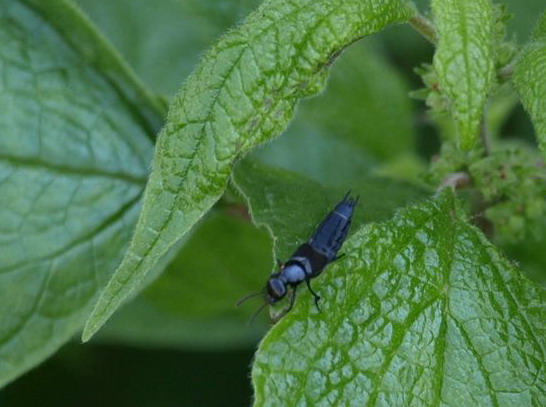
[1,0,544,406]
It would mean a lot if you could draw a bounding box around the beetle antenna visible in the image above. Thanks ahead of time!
[247,302,268,325]
[236,291,264,306]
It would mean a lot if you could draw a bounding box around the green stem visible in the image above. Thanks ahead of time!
[409,14,437,45]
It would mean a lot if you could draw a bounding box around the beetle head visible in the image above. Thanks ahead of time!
[266,273,287,303]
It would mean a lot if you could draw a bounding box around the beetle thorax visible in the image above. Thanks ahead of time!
[282,264,306,283]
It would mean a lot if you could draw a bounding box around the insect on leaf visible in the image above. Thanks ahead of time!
[82,0,417,341]
[232,159,428,259]
[252,191,546,406]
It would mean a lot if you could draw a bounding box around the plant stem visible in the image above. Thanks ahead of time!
[436,172,471,194]
[409,14,437,45]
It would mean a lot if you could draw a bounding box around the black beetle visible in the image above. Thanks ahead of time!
[239,192,358,322]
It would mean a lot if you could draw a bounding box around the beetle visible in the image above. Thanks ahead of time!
[238,192,358,322]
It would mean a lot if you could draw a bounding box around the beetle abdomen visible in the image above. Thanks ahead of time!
[308,194,357,261]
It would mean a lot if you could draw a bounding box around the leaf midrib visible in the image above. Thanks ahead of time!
[0,153,147,185]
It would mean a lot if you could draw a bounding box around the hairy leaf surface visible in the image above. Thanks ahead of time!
[83,0,416,340]
[432,0,495,150]
[252,192,546,406]
[513,12,546,158]
[0,0,159,387]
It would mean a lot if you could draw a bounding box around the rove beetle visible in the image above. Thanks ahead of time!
[238,192,358,322]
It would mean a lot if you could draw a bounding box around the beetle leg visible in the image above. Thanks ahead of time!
[287,286,297,312]
[305,279,321,312]
[333,253,346,262]
[272,286,298,323]
[275,258,284,268]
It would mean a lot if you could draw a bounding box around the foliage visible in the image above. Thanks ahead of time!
[1,0,545,406]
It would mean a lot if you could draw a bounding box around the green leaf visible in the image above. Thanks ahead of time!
[287,42,416,161]
[233,159,427,260]
[95,213,271,349]
[0,0,159,387]
[95,296,266,350]
[250,42,422,185]
[503,219,546,288]
[513,12,546,159]
[251,191,546,406]
[74,0,261,97]
[141,212,271,318]
[531,11,546,41]
[432,0,495,150]
[82,0,416,341]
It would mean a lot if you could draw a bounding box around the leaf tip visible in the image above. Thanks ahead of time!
[81,310,104,343]
[81,292,119,342]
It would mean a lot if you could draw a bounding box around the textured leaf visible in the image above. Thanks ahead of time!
[253,42,418,184]
[513,12,546,159]
[0,0,159,387]
[432,0,495,150]
[252,191,546,407]
[82,0,416,340]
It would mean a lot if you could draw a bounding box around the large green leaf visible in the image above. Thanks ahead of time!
[513,12,546,159]
[252,191,546,406]
[0,0,159,387]
[432,0,495,150]
[82,0,417,341]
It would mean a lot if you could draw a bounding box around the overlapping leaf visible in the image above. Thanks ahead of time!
[513,12,546,159]
[96,212,271,349]
[432,0,495,150]
[0,0,160,387]
[252,191,546,407]
[82,0,417,340]
[233,159,427,258]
